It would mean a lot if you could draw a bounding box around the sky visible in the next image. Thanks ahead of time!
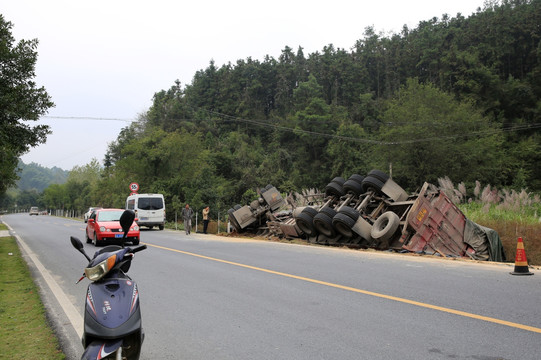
[3,0,484,171]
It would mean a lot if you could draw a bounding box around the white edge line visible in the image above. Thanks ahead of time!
[12,229,84,338]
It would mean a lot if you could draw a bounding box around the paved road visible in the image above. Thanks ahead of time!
[3,213,541,359]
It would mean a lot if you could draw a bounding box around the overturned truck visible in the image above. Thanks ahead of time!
[228,171,505,261]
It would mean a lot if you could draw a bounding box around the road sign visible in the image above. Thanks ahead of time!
[129,182,139,193]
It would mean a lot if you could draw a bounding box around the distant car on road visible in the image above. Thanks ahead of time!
[85,208,140,246]
[84,207,102,223]
[29,207,39,216]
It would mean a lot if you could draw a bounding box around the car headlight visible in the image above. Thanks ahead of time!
[85,254,117,281]
[133,226,139,231]
[99,226,107,232]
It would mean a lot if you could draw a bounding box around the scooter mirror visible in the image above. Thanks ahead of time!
[71,236,84,250]
[71,236,92,262]
[120,210,135,234]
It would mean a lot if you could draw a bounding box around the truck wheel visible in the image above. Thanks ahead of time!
[343,179,363,196]
[295,211,317,235]
[333,213,356,238]
[348,174,365,184]
[302,207,318,218]
[367,170,389,183]
[371,211,400,242]
[159,225,164,230]
[361,175,385,194]
[319,206,337,218]
[325,182,345,197]
[338,206,359,222]
[314,207,337,237]
[330,177,346,186]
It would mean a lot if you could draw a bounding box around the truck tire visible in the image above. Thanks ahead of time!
[343,179,363,196]
[330,177,346,186]
[348,174,365,184]
[301,207,318,218]
[371,211,400,242]
[367,170,389,183]
[338,206,359,222]
[295,211,317,235]
[319,206,337,218]
[361,175,385,195]
[332,213,356,238]
[314,207,337,237]
[325,182,345,197]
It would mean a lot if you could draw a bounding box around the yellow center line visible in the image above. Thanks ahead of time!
[145,242,541,334]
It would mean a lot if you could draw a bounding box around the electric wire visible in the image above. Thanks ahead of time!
[40,112,541,146]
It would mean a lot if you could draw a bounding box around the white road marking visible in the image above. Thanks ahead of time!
[13,229,84,338]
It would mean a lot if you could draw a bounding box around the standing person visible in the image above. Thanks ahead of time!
[181,204,194,235]
[202,206,210,234]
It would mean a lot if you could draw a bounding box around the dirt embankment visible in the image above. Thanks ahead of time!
[482,220,541,266]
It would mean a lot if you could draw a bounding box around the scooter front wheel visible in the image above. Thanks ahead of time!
[82,333,143,360]
[81,339,122,360]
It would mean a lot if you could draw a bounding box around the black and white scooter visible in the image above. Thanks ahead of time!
[71,209,147,360]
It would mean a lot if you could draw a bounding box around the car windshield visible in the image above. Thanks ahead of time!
[97,210,123,222]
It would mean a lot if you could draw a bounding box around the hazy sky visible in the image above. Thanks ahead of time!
[3,0,483,170]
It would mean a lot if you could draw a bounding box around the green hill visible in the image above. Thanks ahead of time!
[16,161,68,192]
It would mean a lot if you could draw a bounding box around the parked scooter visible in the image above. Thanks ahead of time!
[71,209,147,360]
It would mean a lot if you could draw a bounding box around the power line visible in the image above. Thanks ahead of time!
[42,116,136,122]
[205,109,541,146]
[40,112,541,146]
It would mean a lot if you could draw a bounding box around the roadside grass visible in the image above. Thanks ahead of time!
[0,232,65,359]
[460,204,541,266]
[439,177,541,266]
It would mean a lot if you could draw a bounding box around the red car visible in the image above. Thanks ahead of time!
[86,208,140,246]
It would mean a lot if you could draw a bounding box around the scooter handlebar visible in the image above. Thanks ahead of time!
[131,245,147,253]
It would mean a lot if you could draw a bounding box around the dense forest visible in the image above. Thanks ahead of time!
[0,162,68,210]
[16,162,68,192]
[5,0,541,219]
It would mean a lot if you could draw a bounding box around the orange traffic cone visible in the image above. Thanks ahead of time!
[510,237,534,276]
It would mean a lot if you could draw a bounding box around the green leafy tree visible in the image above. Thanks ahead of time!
[67,159,103,209]
[378,78,505,190]
[42,183,67,210]
[326,121,375,178]
[289,74,337,186]
[0,15,54,195]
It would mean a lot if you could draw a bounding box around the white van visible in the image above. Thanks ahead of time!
[126,193,166,230]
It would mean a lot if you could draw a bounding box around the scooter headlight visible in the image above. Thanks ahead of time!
[85,254,117,281]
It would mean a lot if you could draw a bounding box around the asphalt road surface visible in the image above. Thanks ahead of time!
[3,213,541,359]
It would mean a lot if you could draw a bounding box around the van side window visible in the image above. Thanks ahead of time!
[127,199,135,210]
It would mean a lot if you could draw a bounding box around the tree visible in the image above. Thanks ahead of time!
[378,78,505,190]
[0,15,54,194]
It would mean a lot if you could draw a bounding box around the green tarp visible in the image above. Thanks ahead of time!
[464,218,506,262]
